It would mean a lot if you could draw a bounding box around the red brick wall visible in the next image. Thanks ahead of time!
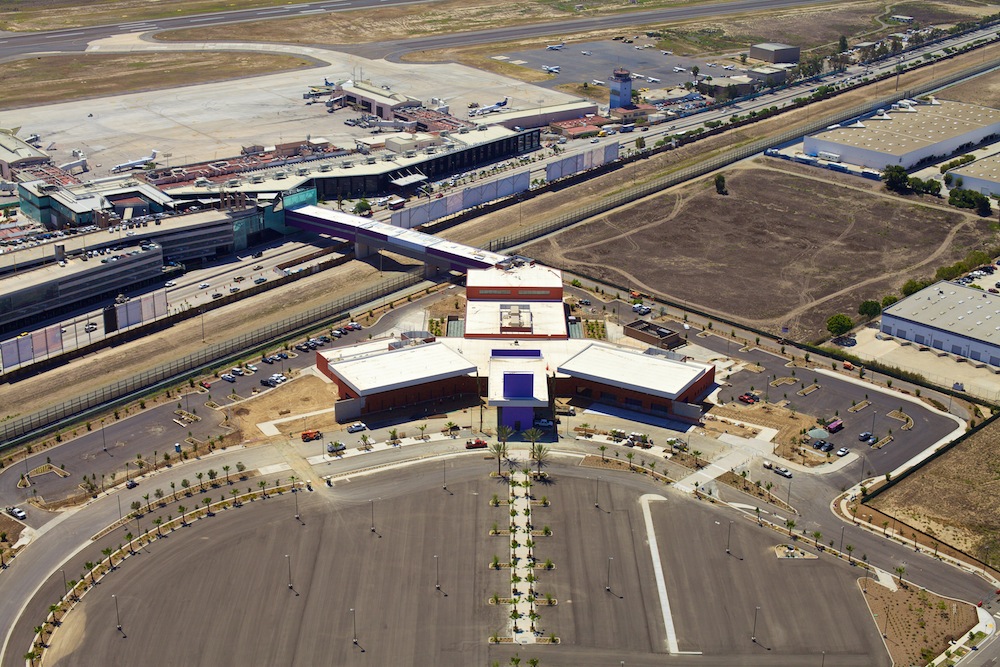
[360,376,480,414]
[466,286,563,301]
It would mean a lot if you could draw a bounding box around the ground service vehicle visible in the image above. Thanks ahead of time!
[301,430,322,442]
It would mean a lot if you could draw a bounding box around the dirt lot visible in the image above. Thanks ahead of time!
[0,53,313,110]
[0,257,418,421]
[862,580,978,667]
[523,161,988,341]
[229,374,339,442]
[939,66,1000,109]
[869,419,1000,564]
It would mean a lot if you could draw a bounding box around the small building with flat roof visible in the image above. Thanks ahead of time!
[0,130,49,180]
[880,281,1000,366]
[803,98,1000,170]
[946,153,1000,197]
[749,42,800,64]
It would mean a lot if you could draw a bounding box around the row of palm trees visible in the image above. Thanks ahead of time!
[486,425,549,477]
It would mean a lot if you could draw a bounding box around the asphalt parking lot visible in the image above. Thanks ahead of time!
[501,38,727,93]
[41,459,892,667]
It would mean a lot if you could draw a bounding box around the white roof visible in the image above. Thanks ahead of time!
[467,264,562,289]
[321,340,476,395]
[465,300,567,338]
[557,343,711,400]
[883,280,1000,345]
[487,356,550,407]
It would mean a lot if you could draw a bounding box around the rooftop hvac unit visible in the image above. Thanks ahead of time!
[274,171,287,179]
[478,125,488,131]
[248,175,264,183]
[403,150,417,158]
[440,130,451,137]
[318,163,332,172]
[366,156,376,164]
[194,177,211,187]
[341,161,354,168]
[425,147,436,154]
[382,154,395,161]
[459,126,470,134]
[296,167,310,176]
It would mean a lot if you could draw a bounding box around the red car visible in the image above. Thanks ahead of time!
[200,380,211,389]
[465,438,488,449]
[738,393,758,404]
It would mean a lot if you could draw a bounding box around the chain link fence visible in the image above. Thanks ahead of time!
[1,268,425,446]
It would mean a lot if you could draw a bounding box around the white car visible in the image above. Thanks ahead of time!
[199,282,210,289]
[164,281,176,288]
[6,506,27,520]
[775,467,793,478]
[245,364,257,372]
[836,447,850,457]
[347,422,367,433]
[534,418,554,428]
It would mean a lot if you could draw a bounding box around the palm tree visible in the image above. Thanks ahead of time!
[196,472,204,491]
[258,480,267,498]
[388,428,398,443]
[223,465,231,485]
[531,443,550,477]
[24,650,38,666]
[882,520,889,536]
[785,519,796,535]
[598,445,607,461]
[102,547,114,569]
[444,421,458,437]
[496,424,513,450]
[178,505,188,525]
[894,565,906,587]
[154,517,163,537]
[125,532,134,554]
[522,427,544,455]
[691,450,703,468]
[84,561,95,584]
[418,423,428,440]
[846,544,855,563]
[812,531,822,547]
[649,461,656,477]
[360,434,371,449]
[49,603,61,624]
[143,493,150,513]
[489,441,508,476]
[202,497,212,515]
[625,451,635,470]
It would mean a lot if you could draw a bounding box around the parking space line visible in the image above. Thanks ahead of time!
[640,494,680,654]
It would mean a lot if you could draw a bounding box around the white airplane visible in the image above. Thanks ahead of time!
[581,50,592,56]
[661,50,673,55]
[542,65,561,73]
[111,149,158,173]
[647,76,661,84]
[546,42,565,50]
[672,66,687,73]
[592,79,606,86]
[723,64,735,70]
[469,96,510,116]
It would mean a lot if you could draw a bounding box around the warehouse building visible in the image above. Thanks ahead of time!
[803,99,1000,170]
[946,153,1000,196]
[880,281,1000,366]
[318,263,715,426]
[749,42,800,64]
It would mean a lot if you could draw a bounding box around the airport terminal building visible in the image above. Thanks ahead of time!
[318,263,716,428]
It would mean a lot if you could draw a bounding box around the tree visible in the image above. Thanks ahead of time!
[894,564,907,586]
[858,300,881,319]
[178,505,188,525]
[785,519,796,535]
[625,451,635,470]
[882,165,910,193]
[691,450,703,468]
[418,423,428,440]
[599,444,607,461]
[531,443,550,476]
[714,173,727,195]
[812,531,822,546]
[634,136,646,150]
[196,472,204,490]
[846,544,855,563]
[84,561,95,584]
[352,198,372,215]
[881,294,898,308]
[740,52,748,64]
[838,34,849,52]
[522,428,544,457]
[444,421,458,437]
[154,517,163,537]
[222,465,231,485]
[489,441,508,476]
[207,469,218,484]
[826,313,854,337]
[102,547,114,570]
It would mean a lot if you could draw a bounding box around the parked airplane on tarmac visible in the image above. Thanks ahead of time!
[111,149,158,173]
[542,65,561,73]
[546,42,565,50]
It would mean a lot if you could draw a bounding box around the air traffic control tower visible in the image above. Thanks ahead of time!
[609,68,633,110]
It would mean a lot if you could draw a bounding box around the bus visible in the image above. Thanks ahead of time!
[387,197,406,210]
[827,419,844,433]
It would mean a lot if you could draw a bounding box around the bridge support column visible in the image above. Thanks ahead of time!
[355,241,373,259]
[423,264,440,279]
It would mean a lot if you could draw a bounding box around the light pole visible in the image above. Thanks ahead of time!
[435,554,440,590]
[294,487,300,521]
[840,525,846,553]
[370,499,375,533]
[61,569,68,598]
[605,556,613,592]
[726,520,734,555]
[117,496,123,526]
[442,459,447,491]
[351,607,358,644]
[595,476,600,509]
[285,554,293,590]
[821,650,826,667]
[101,419,108,453]
[112,594,122,632]
[752,606,760,642]
[882,609,890,637]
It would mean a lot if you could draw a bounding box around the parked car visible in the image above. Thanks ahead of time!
[126,480,138,489]
[254,277,268,285]
[465,438,488,449]
[775,467,793,478]
[534,418,554,428]
[347,422,367,433]
[327,441,347,454]
[252,264,264,270]
[200,380,211,389]
[579,298,591,306]
[836,447,849,457]
[812,439,828,449]
[260,378,276,387]
[246,364,257,372]
[220,374,236,382]
[231,368,245,376]
[6,506,26,520]
[212,292,224,299]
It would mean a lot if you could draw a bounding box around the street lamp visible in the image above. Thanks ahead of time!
[112,594,122,632]
[285,554,293,590]
[442,459,447,491]
[61,569,68,598]
[595,476,600,509]
[293,487,299,521]
[351,607,358,644]
[435,554,440,591]
[726,520,734,554]
[370,499,375,533]
[606,556,613,592]
[752,606,761,642]
[840,525,846,553]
